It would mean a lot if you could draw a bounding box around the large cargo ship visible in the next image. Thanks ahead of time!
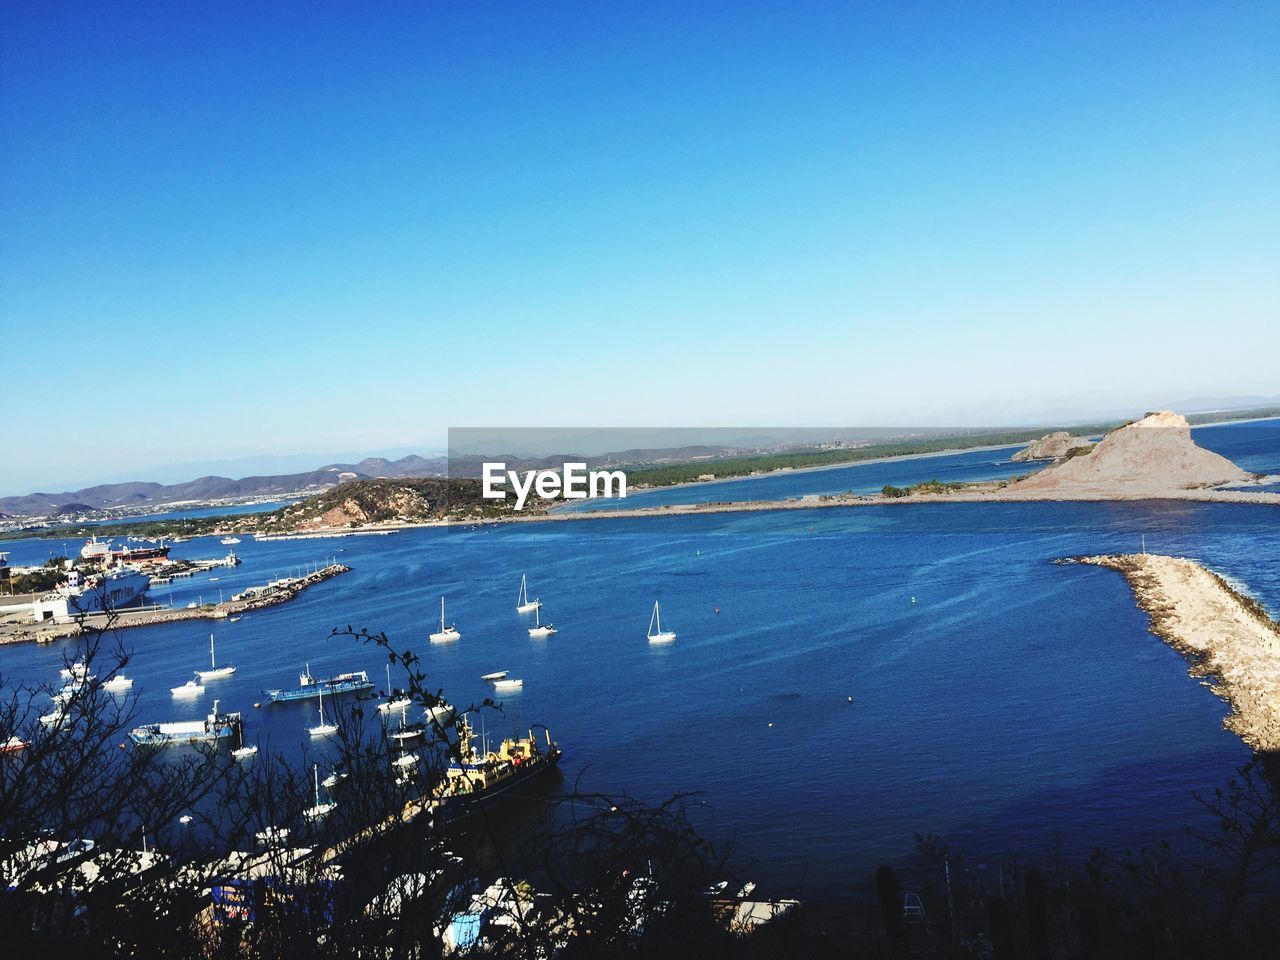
[263,665,373,704]
[81,536,171,565]
[130,701,243,746]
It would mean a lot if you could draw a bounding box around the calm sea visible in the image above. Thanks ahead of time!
[1,419,1276,896]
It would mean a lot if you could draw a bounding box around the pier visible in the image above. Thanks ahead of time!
[0,563,351,645]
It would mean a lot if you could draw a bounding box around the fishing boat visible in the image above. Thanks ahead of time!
[376,664,413,714]
[304,764,336,820]
[493,678,524,691]
[307,687,339,737]
[647,601,676,644]
[480,671,509,682]
[102,675,134,692]
[130,700,243,745]
[263,664,372,703]
[527,605,556,638]
[196,633,236,681]
[429,596,461,643]
[171,678,205,698]
[432,715,561,823]
[516,574,541,614]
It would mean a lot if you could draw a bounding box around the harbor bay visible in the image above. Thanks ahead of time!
[2,491,1276,894]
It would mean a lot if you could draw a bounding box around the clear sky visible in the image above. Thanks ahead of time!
[2,2,1277,494]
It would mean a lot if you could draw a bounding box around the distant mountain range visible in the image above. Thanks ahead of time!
[0,455,449,517]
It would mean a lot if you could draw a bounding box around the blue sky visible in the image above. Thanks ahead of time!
[2,2,1277,494]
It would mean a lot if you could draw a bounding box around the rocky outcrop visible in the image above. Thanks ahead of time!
[1013,412,1252,494]
[1011,432,1095,462]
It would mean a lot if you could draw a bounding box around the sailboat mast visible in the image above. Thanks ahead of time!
[209,633,216,669]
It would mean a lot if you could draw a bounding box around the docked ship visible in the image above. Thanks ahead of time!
[263,665,373,704]
[432,714,561,824]
[80,536,171,566]
[130,701,243,746]
[32,568,151,622]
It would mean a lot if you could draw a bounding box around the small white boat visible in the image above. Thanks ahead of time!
[376,665,413,714]
[304,764,336,820]
[516,574,541,614]
[195,633,236,681]
[647,601,676,644]
[220,537,241,545]
[322,767,348,789]
[171,679,205,698]
[59,660,90,681]
[307,687,339,737]
[427,700,456,726]
[493,678,524,691]
[428,596,461,643]
[102,675,134,692]
[393,753,418,769]
[527,605,557,638]
[480,671,509,682]
[231,744,258,760]
[39,707,68,727]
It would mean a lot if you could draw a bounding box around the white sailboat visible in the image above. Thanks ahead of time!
[376,664,412,714]
[528,604,557,638]
[308,687,339,737]
[171,678,206,698]
[516,574,541,614]
[647,601,676,644]
[429,596,461,643]
[304,764,336,820]
[196,633,236,681]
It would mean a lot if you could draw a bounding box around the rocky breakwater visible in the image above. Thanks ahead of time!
[1073,553,1280,752]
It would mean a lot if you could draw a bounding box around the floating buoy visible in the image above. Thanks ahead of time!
[253,702,261,709]
[911,596,917,604]
[767,722,773,728]
[847,696,853,703]
[714,607,720,614]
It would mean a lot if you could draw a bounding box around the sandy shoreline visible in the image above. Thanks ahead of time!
[1075,553,1280,752]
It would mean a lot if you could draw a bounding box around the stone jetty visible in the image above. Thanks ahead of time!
[1075,553,1280,752]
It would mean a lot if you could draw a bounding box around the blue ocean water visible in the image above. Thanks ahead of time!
[0,420,1275,895]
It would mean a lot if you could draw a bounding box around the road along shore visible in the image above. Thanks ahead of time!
[1072,553,1280,752]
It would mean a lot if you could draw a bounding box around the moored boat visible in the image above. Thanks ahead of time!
[263,665,372,703]
[516,574,541,614]
[429,596,461,643]
[130,700,243,746]
[432,715,561,823]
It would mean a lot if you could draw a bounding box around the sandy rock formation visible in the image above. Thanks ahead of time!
[1011,431,1095,462]
[1013,411,1252,494]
